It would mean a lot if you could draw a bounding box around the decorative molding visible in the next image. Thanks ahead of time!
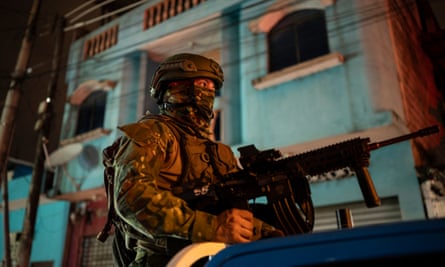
[250,10,286,33]
[320,0,336,7]
[83,25,119,60]
[143,0,207,30]
[68,79,117,105]
[60,128,112,146]
[0,194,56,212]
[50,186,106,203]
[249,0,336,33]
[252,52,344,90]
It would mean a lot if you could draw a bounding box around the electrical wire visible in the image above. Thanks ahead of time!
[64,0,150,32]
[2,0,416,80]
[21,0,414,120]
[68,0,117,23]
[2,0,423,120]
[64,0,96,18]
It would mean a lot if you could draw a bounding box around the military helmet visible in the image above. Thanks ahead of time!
[150,53,224,103]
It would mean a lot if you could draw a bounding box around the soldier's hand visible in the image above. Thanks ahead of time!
[214,208,254,244]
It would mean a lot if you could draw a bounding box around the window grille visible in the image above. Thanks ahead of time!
[80,235,114,266]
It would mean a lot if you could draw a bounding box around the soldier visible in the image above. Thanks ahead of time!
[102,53,283,266]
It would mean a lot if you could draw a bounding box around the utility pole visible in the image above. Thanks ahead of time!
[16,14,65,267]
[2,162,12,267]
[0,1,41,266]
[0,0,41,188]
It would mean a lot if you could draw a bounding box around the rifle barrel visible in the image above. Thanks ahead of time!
[368,125,439,150]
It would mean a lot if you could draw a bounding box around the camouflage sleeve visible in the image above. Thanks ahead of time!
[112,119,221,242]
[112,118,280,243]
[113,119,191,240]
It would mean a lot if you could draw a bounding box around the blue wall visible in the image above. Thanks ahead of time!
[0,175,70,266]
[59,0,425,218]
[1,0,428,265]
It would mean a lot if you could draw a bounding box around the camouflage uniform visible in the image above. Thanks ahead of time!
[104,54,282,266]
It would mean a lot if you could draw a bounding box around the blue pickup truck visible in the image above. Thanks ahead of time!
[167,218,445,267]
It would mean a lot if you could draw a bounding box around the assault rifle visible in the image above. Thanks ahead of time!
[173,125,439,236]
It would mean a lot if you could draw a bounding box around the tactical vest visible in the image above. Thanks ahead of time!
[138,114,240,213]
[98,114,239,265]
[139,114,239,187]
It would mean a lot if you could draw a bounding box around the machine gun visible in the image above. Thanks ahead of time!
[173,125,440,236]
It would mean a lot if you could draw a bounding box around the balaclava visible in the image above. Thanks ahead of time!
[160,79,215,138]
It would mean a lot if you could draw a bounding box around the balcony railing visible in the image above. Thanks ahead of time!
[143,0,207,30]
[83,25,119,60]
[82,0,208,60]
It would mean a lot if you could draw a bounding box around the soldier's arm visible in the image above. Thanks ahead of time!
[113,120,281,243]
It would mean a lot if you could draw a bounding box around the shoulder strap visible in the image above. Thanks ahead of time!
[97,136,123,242]
[97,114,187,242]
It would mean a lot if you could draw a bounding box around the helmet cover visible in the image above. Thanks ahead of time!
[150,53,224,103]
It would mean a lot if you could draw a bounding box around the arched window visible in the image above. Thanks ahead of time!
[75,91,107,135]
[268,9,329,72]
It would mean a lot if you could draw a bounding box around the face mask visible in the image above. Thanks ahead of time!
[161,80,216,134]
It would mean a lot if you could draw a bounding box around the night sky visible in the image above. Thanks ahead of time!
[0,0,130,167]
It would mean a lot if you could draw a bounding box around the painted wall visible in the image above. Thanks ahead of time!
[237,0,394,149]
[24,1,426,263]
[232,0,424,219]
[58,0,425,218]
[2,0,436,265]
[0,174,70,266]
